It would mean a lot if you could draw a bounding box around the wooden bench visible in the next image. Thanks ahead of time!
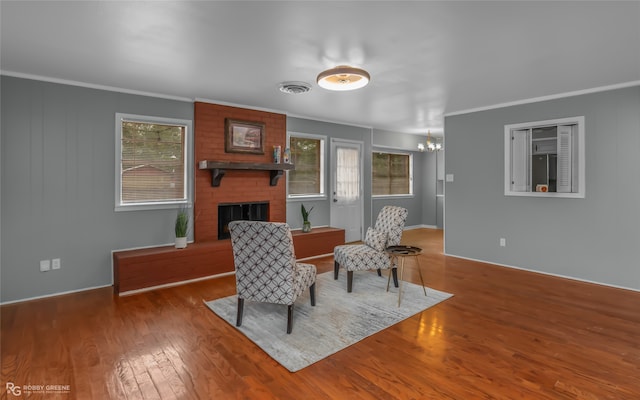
[113,226,344,294]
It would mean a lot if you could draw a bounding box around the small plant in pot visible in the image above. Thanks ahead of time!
[301,204,313,233]
[175,209,189,249]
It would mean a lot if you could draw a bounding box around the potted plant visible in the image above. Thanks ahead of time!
[175,209,189,248]
[301,204,313,233]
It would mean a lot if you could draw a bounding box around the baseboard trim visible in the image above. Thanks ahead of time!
[444,253,640,293]
[0,284,114,306]
[405,224,440,230]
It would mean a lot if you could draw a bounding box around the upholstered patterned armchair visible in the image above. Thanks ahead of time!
[228,220,316,334]
[333,206,408,292]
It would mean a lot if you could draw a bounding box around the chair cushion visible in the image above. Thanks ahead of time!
[374,206,408,246]
[364,227,387,252]
[334,244,392,272]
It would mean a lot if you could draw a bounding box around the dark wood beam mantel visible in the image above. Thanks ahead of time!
[198,161,295,187]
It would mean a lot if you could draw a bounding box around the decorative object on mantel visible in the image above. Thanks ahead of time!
[273,145,281,163]
[198,161,294,187]
[174,208,189,249]
[283,147,291,164]
[301,204,313,233]
[225,119,265,154]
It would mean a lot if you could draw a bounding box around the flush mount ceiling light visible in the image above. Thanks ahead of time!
[316,65,370,91]
[278,81,312,94]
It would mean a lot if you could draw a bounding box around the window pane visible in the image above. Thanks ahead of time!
[120,121,186,203]
[372,152,410,195]
[336,147,360,201]
[289,137,321,195]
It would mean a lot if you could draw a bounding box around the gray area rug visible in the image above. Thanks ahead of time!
[204,271,453,372]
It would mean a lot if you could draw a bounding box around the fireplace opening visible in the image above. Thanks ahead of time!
[218,201,269,240]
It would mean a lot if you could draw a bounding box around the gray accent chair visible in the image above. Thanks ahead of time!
[333,206,408,292]
[228,220,317,334]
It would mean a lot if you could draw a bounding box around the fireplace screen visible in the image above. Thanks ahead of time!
[218,202,269,239]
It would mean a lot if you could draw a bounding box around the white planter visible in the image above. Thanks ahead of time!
[175,237,188,249]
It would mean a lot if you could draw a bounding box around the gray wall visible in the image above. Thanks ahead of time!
[1,76,194,303]
[444,85,640,290]
[0,76,439,303]
[283,119,436,232]
[372,129,436,228]
[285,117,374,230]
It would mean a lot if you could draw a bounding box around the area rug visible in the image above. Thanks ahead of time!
[204,271,453,372]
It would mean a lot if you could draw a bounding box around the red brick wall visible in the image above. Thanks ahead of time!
[194,102,287,241]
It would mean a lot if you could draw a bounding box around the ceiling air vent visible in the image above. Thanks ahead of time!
[278,81,312,94]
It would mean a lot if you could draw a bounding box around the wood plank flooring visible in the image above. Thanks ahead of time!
[2,229,639,399]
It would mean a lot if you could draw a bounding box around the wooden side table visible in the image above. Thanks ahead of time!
[385,245,427,306]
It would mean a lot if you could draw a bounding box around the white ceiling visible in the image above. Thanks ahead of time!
[1,1,639,136]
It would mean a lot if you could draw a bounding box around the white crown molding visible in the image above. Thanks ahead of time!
[1,70,193,102]
[444,80,640,117]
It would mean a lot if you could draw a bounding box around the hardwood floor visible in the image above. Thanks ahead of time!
[2,229,639,399]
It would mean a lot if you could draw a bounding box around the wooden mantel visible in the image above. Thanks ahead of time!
[198,160,295,187]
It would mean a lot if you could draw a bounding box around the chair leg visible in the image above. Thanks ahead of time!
[334,261,340,280]
[392,267,399,288]
[287,304,294,334]
[347,271,354,293]
[377,268,382,277]
[309,282,316,306]
[236,298,244,327]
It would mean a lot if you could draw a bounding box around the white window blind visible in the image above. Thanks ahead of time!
[372,152,412,196]
[557,125,572,193]
[116,113,192,211]
[288,135,324,196]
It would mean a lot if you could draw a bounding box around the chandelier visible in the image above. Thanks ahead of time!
[418,130,442,152]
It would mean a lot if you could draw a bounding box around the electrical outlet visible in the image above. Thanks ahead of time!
[499,238,506,247]
[40,260,51,272]
[52,258,61,270]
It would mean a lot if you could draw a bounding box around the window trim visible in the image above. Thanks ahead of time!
[115,113,193,212]
[504,116,585,198]
[286,131,327,200]
[371,149,414,198]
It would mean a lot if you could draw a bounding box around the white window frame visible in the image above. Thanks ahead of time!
[286,132,326,200]
[115,113,193,211]
[372,150,414,198]
[504,116,585,198]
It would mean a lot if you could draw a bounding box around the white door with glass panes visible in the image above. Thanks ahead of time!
[330,139,363,243]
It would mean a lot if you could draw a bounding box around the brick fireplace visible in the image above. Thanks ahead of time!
[194,102,287,242]
[112,102,345,294]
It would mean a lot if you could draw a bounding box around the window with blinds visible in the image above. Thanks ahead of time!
[372,152,413,196]
[116,113,192,211]
[504,116,584,198]
[288,134,325,197]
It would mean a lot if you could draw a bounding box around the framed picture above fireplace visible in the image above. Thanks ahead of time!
[225,119,265,154]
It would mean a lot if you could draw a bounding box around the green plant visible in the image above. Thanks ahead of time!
[175,209,189,237]
[301,204,313,223]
